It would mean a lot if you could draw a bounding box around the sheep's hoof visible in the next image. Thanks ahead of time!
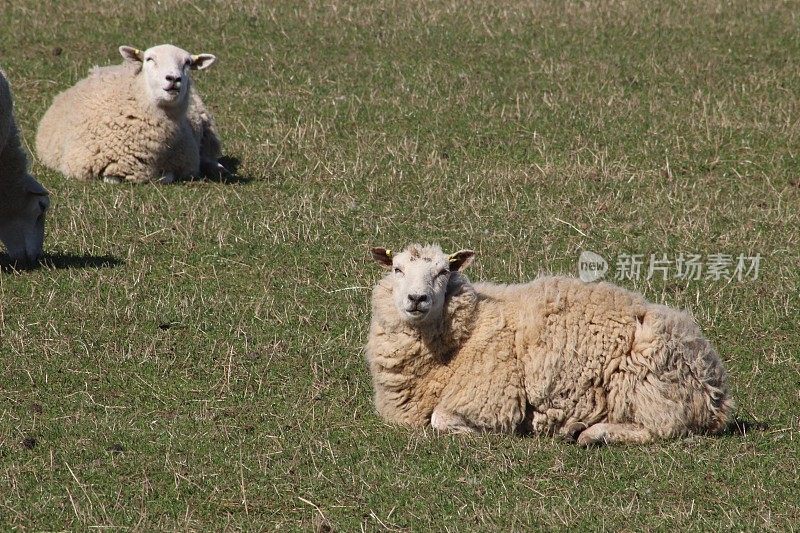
[102,175,123,184]
[563,422,587,443]
[200,160,230,178]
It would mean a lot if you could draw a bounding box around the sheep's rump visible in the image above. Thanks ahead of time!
[435,277,731,438]
[510,277,731,437]
[36,65,203,182]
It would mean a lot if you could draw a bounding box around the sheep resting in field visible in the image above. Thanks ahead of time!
[366,244,734,446]
[0,68,49,265]
[36,44,223,184]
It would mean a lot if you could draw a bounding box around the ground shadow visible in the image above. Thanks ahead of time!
[41,252,123,270]
[724,417,769,436]
[188,156,253,184]
[1,252,123,272]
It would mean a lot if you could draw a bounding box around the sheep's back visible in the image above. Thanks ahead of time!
[36,71,124,170]
[36,65,184,180]
[507,277,647,428]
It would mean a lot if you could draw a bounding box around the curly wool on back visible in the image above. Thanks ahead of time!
[36,44,221,184]
[366,244,733,445]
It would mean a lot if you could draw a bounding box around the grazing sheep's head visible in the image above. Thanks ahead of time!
[119,44,216,109]
[0,175,49,267]
[371,244,474,325]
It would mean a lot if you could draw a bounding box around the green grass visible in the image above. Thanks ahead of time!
[1,0,799,530]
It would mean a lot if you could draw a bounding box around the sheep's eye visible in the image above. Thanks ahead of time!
[393,268,403,275]
[437,269,449,277]
[146,57,154,63]
[184,59,191,66]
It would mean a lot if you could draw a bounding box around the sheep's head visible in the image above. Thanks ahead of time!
[371,244,474,325]
[0,175,49,267]
[119,44,216,109]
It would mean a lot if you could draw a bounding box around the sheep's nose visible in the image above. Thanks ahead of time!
[408,294,428,304]
[165,74,181,83]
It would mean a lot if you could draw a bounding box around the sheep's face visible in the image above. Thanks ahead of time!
[0,176,49,267]
[119,44,216,109]
[372,244,474,325]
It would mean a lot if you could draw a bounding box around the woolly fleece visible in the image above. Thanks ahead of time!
[36,47,220,183]
[366,244,734,445]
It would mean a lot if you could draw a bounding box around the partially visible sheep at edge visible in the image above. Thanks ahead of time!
[366,244,734,446]
[0,67,50,266]
[36,44,224,184]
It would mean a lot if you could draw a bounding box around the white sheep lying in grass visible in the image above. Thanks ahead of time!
[36,44,223,184]
[366,244,734,445]
[0,68,49,265]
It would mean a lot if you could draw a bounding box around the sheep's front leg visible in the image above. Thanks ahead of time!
[576,423,654,446]
[431,408,478,434]
[100,158,153,184]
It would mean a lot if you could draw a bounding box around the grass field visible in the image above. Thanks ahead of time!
[1,0,799,530]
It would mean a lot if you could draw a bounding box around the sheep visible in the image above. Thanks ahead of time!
[36,44,223,184]
[366,244,734,446]
[0,67,50,266]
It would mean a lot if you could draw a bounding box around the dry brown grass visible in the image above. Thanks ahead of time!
[0,0,798,530]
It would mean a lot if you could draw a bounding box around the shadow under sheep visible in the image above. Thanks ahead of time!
[187,156,252,184]
[0,252,123,272]
[723,418,769,436]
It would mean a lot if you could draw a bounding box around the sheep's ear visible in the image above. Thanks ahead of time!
[370,247,394,269]
[190,54,216,71]
[448,250,475,272]
[119,46,143,64]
